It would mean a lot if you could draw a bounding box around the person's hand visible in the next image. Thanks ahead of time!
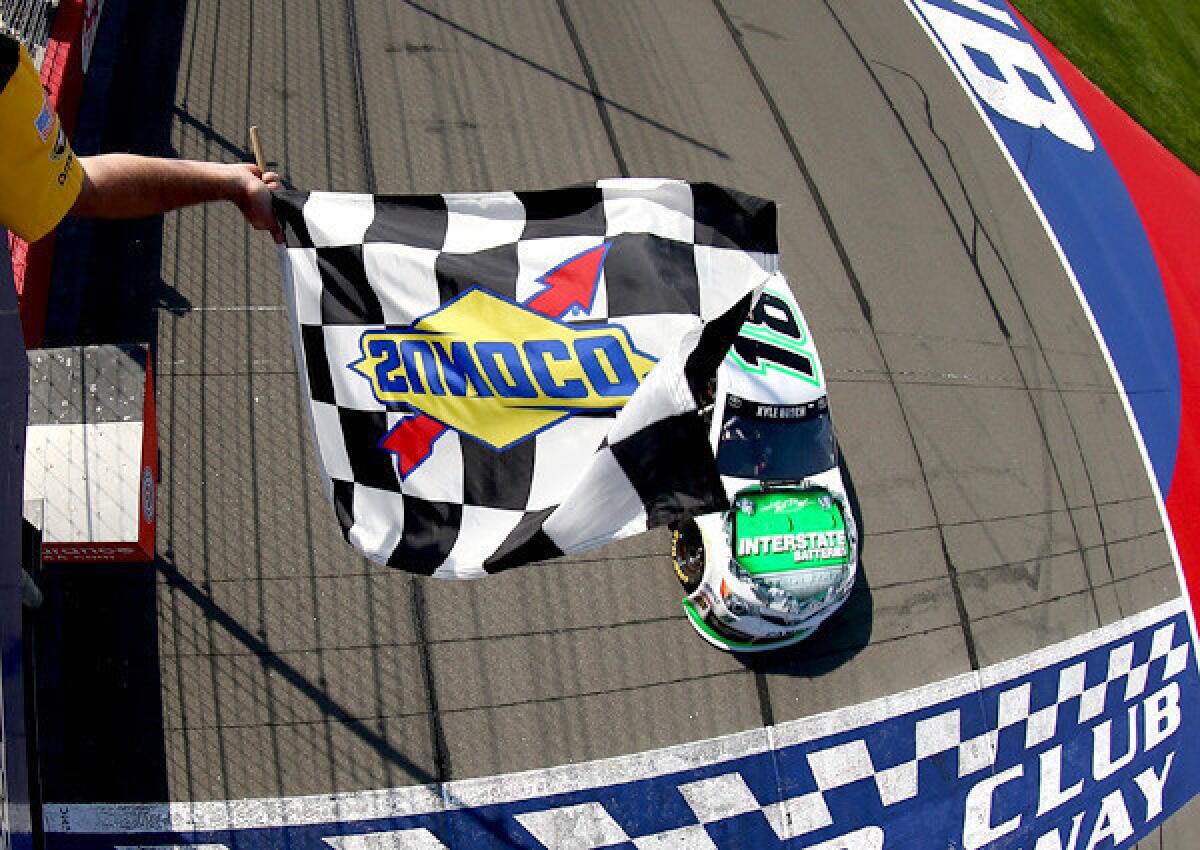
[71,155,287,235]
[230,163,283,243]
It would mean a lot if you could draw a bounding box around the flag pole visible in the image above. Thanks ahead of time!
[249,125,267,173]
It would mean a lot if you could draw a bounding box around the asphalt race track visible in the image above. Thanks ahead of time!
[36,0,1199,844]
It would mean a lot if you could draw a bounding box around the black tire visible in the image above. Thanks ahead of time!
[671,521,705,594]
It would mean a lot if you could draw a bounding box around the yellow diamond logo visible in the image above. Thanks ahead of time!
[350,287,658,451]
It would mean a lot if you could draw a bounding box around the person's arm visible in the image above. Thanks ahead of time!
[71,154,283,239]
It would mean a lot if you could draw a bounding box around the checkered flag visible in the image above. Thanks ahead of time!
[275,179,778,578]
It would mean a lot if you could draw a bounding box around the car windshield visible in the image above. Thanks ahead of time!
[716,397,837,481]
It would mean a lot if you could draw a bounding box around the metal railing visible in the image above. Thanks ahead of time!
[0,0,59,67]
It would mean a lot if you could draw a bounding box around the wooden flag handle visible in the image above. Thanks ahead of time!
[249,125,267,173]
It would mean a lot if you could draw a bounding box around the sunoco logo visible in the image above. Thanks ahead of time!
[350,286,656,451]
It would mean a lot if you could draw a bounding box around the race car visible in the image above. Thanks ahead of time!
[672,279,859,652]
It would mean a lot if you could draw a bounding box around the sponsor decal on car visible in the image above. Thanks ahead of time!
[731,489,850,576]
[728,288,821,388]
[736,529,848,562]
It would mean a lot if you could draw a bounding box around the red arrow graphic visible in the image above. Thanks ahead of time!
[381,411,449,479]
[380,242,611,478]
[525,243,609,319]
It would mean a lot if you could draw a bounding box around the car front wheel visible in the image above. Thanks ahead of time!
[671,521,705,593]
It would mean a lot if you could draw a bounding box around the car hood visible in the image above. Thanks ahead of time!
[729,485,851,595]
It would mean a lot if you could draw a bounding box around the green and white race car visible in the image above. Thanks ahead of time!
[673,281,859,652]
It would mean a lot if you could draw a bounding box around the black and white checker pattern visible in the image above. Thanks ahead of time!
[275,180,777,578]
[43,606,1199,850]
[507,619,1193,848]
[302,608,1191,850]
[773,620,1192,823]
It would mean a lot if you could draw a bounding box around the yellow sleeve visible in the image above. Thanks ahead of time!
[0,39,83,243]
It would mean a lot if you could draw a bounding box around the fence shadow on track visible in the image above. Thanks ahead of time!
[38,548,527,846]
[152,553,442,788]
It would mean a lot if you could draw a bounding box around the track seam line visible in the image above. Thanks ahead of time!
[555,0,628,177]
[340,0,454,786]
[161,0,206,807]
[198,0,234,803]
[238,0,289,800]
[282,0,342,798]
